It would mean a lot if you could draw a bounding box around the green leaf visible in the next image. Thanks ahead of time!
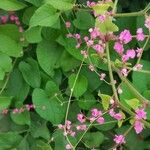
[0,34,22,57]
[119,83,135,109]
[45,81,59,96]
[125,98,140,110]
[45,0,73,11]
[31,122,50,140]
[17,137,29,150]
[0,132,22,149]
[0,0,26,11]
[53,130,66,150]
[5,68,29,102]
[78,92,96,110]
[32,81,66,124]
[0,24,21,42]
[36,41,62,77]
[0,52,12,80]
[59,51,80,72]
[73,11,95,30]
[0,96,12,110]
[23,6,37,25]
[81,67,102,91]
[30,4,60,27]
[92,3,111,15]
[132,60,150,93]
[36,140,53,150]
[19,58,41,88]
[25,0,43,7]
[65,38,83,61]
[83,132,104,148]
[10,110,30,125]
[98,93,111,110]
[68,74,88,97]
[25,26,42,43]
[0,69,5,81]
[95,18,119,34]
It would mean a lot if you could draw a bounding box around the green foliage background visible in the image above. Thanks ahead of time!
[0,0,149,150]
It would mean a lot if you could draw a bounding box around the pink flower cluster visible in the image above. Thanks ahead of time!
[109,109,123,121]
[1,104,45,115]
[0,13,24,41]
[58,120,76,137]
[145,17,150,29]
[114,134,126,144]
[134,108,147,134]
[113,28,145,64]
[77,108,105,125]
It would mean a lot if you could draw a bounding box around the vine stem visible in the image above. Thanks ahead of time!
[64,59,84,148]
[114,2,150,17]
[106,44,150,128]
[106,43,119,104]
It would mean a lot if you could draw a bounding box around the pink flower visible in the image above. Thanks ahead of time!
[66,144,71,150]
[87,1,96,7]
[69,131,76,137]
[100,73,106,80]
[1,16,8,24]
[66,33,73,38]
[2,109,8,115]
[145,18,150,29]
[134,120,144,134]
[84,36,89,42]
[89,117,96,123]
[135,108,147,120]
[109,109,115,117]
[122,54,129,62]
[98,15,106,23]
[126,49,136,59]
[89,28,100,39]
[113,113,123,120]
[97,117,105,124]
[76,43,81,49]
[75,34,80,39]
[114,135,126,144]
[118,87,123,94]
[15,20,21,26]
[58,124,64,129]
[88,64,94,71]
[136,48,143,57]
[133,64,143,71]
[81,50,88,58]
[12,108,19,114]
[121,68,128,77]
[77,114,86,123]
[19,26,24,33]
[65,21,71,28]
[91,108,102,117]
[114,42,124,55]
[76,125,87,131]
[86,40,94,47]
[119,29,132,44]
[65,120,72,130]
[10,15,16,21]
[93,44,104,53]
[136,28,145,41]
